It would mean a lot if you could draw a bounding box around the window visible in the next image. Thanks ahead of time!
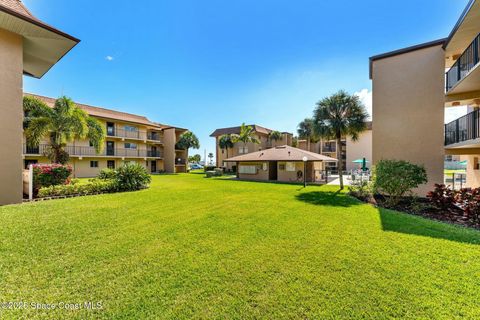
[90,161,99,168]
[238,146,248,154]
[107,160,115,169]
[286,162,296,172]
[124,143,137,149]
[124,125,138,132]
[239,165,257,174]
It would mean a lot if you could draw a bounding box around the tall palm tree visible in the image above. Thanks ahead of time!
[313,90,368,189]
[297,118,318,151]
[232,123,260,152]
[24,95,105,164]
[218,134,234,159]
[268,130,283,147]
[176,131,200,150]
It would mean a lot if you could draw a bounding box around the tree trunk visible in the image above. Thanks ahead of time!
[336,136,344,190]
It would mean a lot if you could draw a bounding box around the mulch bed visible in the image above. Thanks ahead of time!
[352,193,480,230]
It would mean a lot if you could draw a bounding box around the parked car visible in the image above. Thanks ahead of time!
[189,163,203,170]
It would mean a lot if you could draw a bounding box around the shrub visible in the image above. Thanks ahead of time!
[455,188,480,223]
[113,163,151,191]
[38,179,115,198]
[98,168,116,180]
[427,184,456,211]
[348,178,373,199]
[32,164,72,194]
[373,160,428,206]
[204,165,216,172]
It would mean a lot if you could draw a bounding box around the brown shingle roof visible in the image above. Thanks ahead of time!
[25,93,166,129]
[210,124,291,137]
[224,145,337,162]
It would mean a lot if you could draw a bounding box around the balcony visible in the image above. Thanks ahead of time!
[322,145,336,153]
[175,158,186,165]
[444,109,480,146]
[23,144,163,158]
[446,33,480,94]
[147,132,162,142]
[106,128,147,140]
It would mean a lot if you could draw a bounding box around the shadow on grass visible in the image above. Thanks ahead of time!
[295,190,362,207]
[379,208,480,245]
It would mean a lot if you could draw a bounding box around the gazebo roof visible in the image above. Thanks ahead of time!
[224,145,338,162]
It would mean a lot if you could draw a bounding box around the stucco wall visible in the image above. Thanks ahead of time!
[372,44,445,195]
[163,128,176,173]
[238,162,269,180]
[464,155,480,188]
[346,130,372,172]
[277,162,305,183]
[0,29,23,205]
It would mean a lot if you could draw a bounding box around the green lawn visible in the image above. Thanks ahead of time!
[1,173,480,319]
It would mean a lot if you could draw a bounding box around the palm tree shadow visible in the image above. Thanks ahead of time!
[295,190,361,207]
[378,208,480,245]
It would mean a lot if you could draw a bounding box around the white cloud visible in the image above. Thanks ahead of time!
[354,89,372,120]
[105,55,114,61]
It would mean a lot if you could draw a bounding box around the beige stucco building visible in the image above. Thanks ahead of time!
[370,0,480,194]
[224,145,336,183]
[0,0,79,205]
[24,94,189,177]
[297,122,372,173]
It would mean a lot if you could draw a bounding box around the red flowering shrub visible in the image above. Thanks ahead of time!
[455,188,480,223]
[426,184,456,211]
[32,164,72,195]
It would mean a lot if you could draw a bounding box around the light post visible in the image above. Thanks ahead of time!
[302,156,308,188]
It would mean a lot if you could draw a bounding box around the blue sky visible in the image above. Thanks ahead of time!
[23,0,469,160]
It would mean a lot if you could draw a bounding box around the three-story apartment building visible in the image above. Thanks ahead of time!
[370,0,480,194]
[210,125,293,171]
[24,94,188,177]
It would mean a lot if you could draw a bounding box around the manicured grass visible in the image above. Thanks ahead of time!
[1,174,479,319]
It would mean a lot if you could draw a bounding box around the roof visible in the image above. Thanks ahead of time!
[210,124,292,137]
[444,0,477,49]
[210,124,272,137]
[224,145,338,162]
[0,0,79,78]
[25,93,166,129]
[368,39,446,79]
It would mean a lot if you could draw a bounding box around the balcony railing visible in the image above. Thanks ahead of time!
[445,109,480,145]
[446,33,480,92]
[322,145,336,153]
[147,132,162,142]
[23,144,163,158]
[106,128,147,140]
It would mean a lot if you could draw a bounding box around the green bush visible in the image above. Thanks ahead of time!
[38,179,115,198]
[113,163,151,191]
[98,168,116,180]
[373,160,428,206]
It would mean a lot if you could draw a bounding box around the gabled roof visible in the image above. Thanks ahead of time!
[25,93,165,129]
[0,0,79,78]
[224,145,337,162]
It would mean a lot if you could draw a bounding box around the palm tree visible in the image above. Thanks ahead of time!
[218,134,234,159]
[24,95,105,164]
[232,123,260,152]
[268,130,283,147]
[176,131,200,150]
[313,90,368,189]
[208,152,214,165]
[297,118,318,151]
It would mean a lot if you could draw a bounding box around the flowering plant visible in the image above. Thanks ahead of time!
[32,164,72,195]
